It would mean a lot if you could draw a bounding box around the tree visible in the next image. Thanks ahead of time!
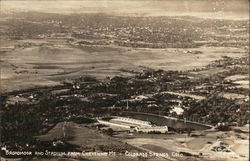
[105,128,114,136]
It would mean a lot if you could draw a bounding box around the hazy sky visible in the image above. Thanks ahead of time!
[1,0,249,19]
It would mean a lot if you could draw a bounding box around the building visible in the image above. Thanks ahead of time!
[97,116,168,133]
[135,126,168,134]
[97,119,131,129]
[112,116,152,127]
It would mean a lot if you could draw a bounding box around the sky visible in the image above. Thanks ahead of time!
[1,0,249,19]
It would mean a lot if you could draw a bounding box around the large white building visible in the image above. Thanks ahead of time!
[134,126,168,134]
[112,116,152,127]
[97,119,131,129]
[97,116,168,133]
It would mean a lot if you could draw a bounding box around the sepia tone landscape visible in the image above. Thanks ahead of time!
[0,0,249,161]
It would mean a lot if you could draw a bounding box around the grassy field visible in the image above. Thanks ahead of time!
[36,122,138,153]
[1,43,247,92]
